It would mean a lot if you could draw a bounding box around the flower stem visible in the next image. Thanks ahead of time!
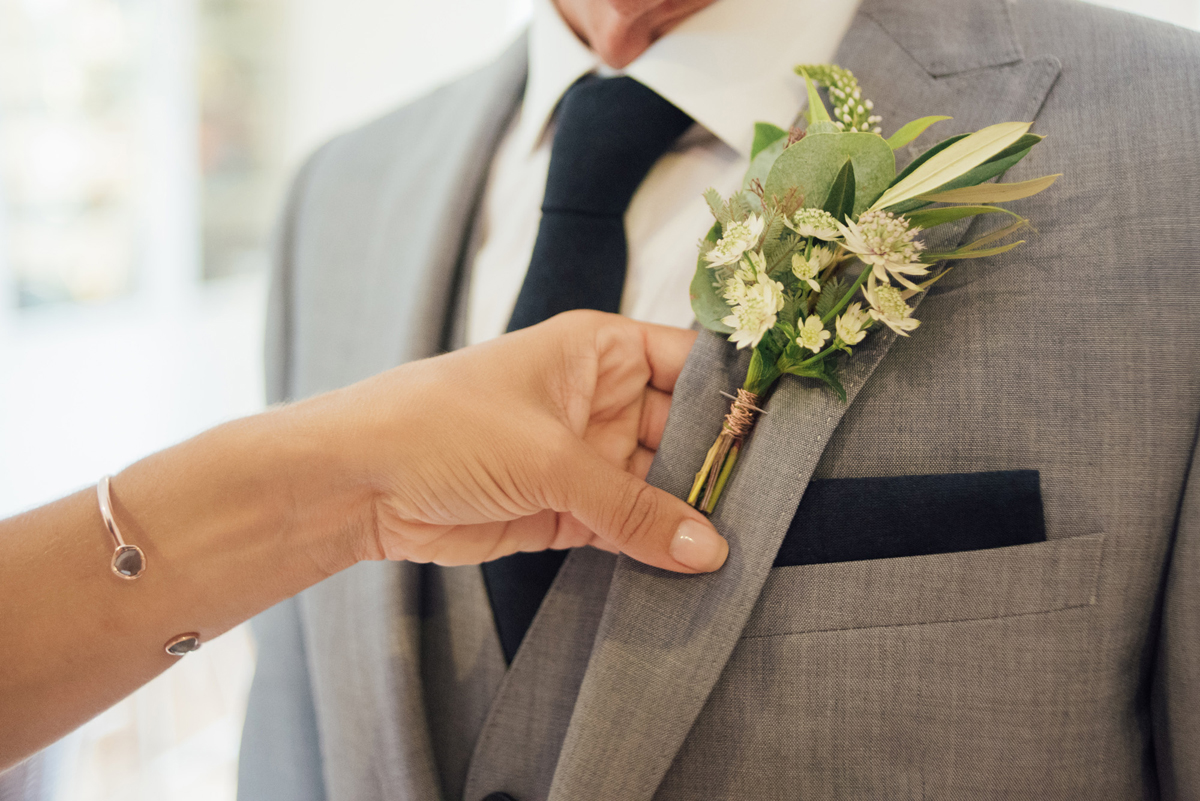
[705,442,741,514]
[796,343,841,369]
[821,262,872,325]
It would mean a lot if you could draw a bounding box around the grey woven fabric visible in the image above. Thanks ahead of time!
[238,1,1200,799]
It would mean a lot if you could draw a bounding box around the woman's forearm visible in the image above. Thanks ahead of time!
[0,401,370,767]
[0,311,725,770]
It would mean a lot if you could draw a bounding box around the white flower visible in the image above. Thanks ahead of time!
[791,246,835,292]
[836,210,929,290]
[705,214,765,267]
[787,208,841,240]
[797,314,831,354]
[722,270,785,350]
[835,302,870,346]
[862,275,920,336]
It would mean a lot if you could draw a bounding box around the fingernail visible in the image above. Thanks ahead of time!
[670,519,728,572]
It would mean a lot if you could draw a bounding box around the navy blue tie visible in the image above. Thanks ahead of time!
[482,76,693,664]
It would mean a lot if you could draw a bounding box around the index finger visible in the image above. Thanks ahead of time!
[636,322,698,394]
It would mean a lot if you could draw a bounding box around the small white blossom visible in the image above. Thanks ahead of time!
[787,208,841,240]
[836,210,929,290]
[835,302,870,346]
[722,269,785,350]
[791,247,834,292]
[705,214,764,267]
[863,275,920,336]
[797,314,831,354]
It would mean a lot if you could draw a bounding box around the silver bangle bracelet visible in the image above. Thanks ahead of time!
[97,475,146,580]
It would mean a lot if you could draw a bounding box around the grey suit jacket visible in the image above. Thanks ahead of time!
[237,0,1200,798]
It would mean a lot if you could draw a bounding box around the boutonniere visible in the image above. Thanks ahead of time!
[687,64,1059,513]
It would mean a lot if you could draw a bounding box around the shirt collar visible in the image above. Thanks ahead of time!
[514,0,863,159]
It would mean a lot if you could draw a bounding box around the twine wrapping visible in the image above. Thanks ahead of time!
[690,389,764,512]
[722,388,761,438]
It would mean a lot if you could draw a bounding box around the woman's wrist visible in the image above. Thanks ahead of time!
[106,399,375,637]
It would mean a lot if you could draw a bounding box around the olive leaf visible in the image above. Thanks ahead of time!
[902,204,1026,229]
[885,115,951,150]
[916,173,1061,204]
[885,143,1038,215]
[870,121,1032,211]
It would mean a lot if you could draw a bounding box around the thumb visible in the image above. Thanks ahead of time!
[559,441,729,573]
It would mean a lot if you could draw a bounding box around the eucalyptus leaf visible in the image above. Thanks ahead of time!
[807,121,841,135]
[903,204,1025,229]
[885,115,951,150]
[742,136,787,201]
[690,223,734,333]
[822,158,856,221]
[765,131,895,217]
[751,122,788,160]
[870,121,1032,211]
[916,173,1061,204]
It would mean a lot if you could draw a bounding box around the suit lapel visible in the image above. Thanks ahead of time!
[298,38,528,801]
[548,2,1062,799]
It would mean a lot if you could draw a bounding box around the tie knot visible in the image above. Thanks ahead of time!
[542,76,694,217]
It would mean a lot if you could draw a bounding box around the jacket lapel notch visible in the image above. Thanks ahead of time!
[859,0,1023,77]
[548,5,1062,799]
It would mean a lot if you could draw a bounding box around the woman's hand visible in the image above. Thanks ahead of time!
[0,310,722,767]
[304,310,727,573]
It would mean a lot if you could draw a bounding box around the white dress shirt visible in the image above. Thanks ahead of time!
[465,0,862,345]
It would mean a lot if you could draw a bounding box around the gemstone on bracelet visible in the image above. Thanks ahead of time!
[165,634,201,656]
[111,545,145,578]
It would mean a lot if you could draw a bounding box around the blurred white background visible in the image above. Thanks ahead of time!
[0,0,1196,798]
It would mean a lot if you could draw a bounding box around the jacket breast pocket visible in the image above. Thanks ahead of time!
[744,532,1106,637]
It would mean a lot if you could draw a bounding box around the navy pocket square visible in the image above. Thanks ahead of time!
[774,470,1047,567]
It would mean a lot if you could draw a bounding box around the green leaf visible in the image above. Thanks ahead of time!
[746,342,783,395]
[800,70,832,125]
[920,219,1030,263]
[989,133,1044,162]
[765,131,895,217]
[815,276,848,318]
[916,173,1061,204]
[884,145,1034,215]
[903,205,1025,229]
[703,188,730,225]
[751,122,788,160]
[807,120,841,135]
[885,115,952,150]
[887,134,968,189]
[822,158,856,222]
[921,240,1024,262]
[786,359,846,402]
[958,219,1030,251]
[689,223,734,333]
[870,121,1033,211]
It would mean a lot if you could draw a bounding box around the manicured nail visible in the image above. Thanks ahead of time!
[670,519,728,572]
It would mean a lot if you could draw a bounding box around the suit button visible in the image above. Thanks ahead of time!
[482,794,517,801]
